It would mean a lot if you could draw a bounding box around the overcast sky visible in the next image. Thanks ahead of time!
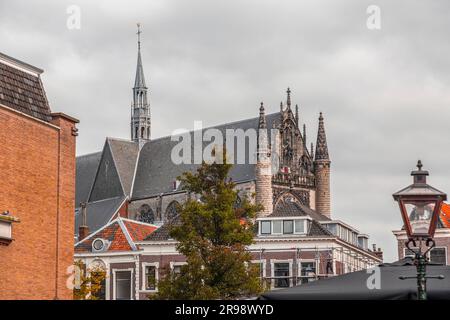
[2,0,450,262]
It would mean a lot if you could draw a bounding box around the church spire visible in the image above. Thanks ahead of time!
[286,87,291,109]
[314,112,329,161]
[131,23,151,147]
[134,23,146,89]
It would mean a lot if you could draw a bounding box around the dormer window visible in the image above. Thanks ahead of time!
[283,220,293,234]
[259,219,307,236]
[261,221,271,235]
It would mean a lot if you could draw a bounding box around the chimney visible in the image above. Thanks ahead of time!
[372,244,376,251]
[78,202,89,241]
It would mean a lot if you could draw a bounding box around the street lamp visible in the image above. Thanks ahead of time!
[393,160,447,300]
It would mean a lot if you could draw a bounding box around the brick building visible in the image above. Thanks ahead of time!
[0,52,78,299]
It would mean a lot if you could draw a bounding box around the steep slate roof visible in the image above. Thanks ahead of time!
[0,52,52,122]
[88,139,127,202]
[269,200,331,222]
[144,215,181,241]
[108,138,139,196]
[75,152,102,205]
[131,112,281,199]
[74,196,126,238]
[75,217,158,253]
[76,113,281,204]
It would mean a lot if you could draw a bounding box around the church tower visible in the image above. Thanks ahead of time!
[314,112,331,218]
[131,23,151,147]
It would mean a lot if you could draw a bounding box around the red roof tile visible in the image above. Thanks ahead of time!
[75,218,158,253]
[440,203,450,228]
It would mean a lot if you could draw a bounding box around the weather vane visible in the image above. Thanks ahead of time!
[137,23,142,49]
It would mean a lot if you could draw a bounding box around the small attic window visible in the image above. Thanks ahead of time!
[0,211,20,245]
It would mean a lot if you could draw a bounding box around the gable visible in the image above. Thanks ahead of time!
[75,152,102,205]
[108,139,139,196]
[89,140,125,202]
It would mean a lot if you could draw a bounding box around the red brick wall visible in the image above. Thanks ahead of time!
[0,107,77,299]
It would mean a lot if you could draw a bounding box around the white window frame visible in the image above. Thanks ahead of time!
[141,262,159,293]
[283,220,294,234]
[270,259,293,289]
[297,259,317,278]
[260,220,271,235]
[170,261,187,274]
[272,220,283,235]
[112,268,134,300]
[294,219,307,235]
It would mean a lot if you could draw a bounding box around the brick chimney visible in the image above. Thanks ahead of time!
[78,202,89,241]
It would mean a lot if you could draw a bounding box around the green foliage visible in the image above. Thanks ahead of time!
[153,153,263,299]
[73,260,106,300]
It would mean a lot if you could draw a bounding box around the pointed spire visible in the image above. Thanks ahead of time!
[315,112,329,161]
[280,101,283,112]
[303,123,306,147]
[258,102,266,129]
[286,87,291,109]
[134,23,146,88]
[310,142,314,159]
[295,104,299,126]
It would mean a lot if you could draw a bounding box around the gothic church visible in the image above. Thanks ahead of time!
[75,29,331,238]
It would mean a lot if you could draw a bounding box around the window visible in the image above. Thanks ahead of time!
[326,223,337,235]
[274,263,290,288]
[273,221,282,234]
[115,270,132,300]
[295,220,305,233]
[173,265,182,275]
[300,262,316,277]
[260,221,271,234]
[145,266,157,290]
[430,248,447,265]
[283,220,293,234]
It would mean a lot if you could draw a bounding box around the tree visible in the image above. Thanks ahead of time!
[153,152,263,299]
[73,260,107,300]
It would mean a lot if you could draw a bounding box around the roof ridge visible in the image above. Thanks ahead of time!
[120,217,159,228]
[117,217,138,251]
[74,218,120,247]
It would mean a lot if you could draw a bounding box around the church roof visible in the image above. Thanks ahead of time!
[75,152,102,205]
[76,112,282,204]
[0,52,52,122]
[132,112,281,199]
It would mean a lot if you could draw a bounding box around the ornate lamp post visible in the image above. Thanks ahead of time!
[393,160,447,300]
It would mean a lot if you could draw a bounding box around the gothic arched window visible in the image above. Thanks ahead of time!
[138,204,155,224]
[165,201,180,221]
